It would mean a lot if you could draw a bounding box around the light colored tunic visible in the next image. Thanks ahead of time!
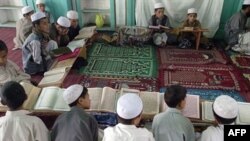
[102,123,155,141]
[152,108,195,141]
[22,32,58,74]
[0,60,30,86]
[13,18,33,49]
[224,10,248,46]
[200,124,224,141]
[0,110,49,141]
[51,106,99,141]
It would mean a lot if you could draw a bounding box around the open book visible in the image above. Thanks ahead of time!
[67,39,86,52]
[202,101,250,125]
[74,26,96,40]
[38,58,75,87]
[20,82,69,111]
[34,86,70,111]
[87,87,161,118]
[149,25,170,30]
[160,93,200,119]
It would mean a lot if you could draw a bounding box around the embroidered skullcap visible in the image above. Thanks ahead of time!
[117,93,143,119]
[187,8,197,14]
[67,10,79,20]
[243,0,250,5]
[213,95,238,119]
[57,16,71,28]
[154,3,164,9]
[63,84,83,104]
[36,0,45,5]
[31,12,46,22]
[22,6,33,15]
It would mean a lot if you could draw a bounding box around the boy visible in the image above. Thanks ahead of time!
[224,0,250,50]
[148,2,177,46]
[13,6,34,50]
[102,93,155,141]
[22,12,58,75]
[178,8,210,49]
[36,0,54,23]
[152,85,195,141]
[51,84,98,141]
[67,10,80,41]
[200,95,238,141]
[0,40,30,87]
[50,16,70,47]
[0,81,49,141]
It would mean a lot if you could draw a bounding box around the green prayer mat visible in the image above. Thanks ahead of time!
[80,57,157,78]
[88,43,155,59]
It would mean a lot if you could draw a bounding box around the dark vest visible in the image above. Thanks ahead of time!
[152,15,168,26]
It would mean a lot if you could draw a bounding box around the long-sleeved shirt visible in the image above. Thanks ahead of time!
[13,18,32,49]
[200,124,224,141]
[0,60,30,86]
[51,106,99,141]
[22,32,58,74]
[152,108,195,141]
[0,110,49,141]
[224,10,248,45]
[102,123,155,141]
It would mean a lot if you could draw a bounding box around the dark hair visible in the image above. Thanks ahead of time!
[69,87,88,107]
[164,85,187,108]
[212,106,237,124]
[0,81,27,110]
[32,17,47,27]
[0,40,8,52]
[242,5,250,10]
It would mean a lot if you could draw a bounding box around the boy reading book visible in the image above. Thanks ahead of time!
[152,85,195,141]
[102,93,155,141]
[200,95,238,141]
[51,84,98,141]
[178,8,210,49]
[0,81,49,141]
[148,2,177,47]
[67,10,80,41]
[0,40,31,87]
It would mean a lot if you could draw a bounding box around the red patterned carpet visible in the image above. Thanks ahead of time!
[158,48,228,69]
[160,64,249,92]
[80,75,158,92]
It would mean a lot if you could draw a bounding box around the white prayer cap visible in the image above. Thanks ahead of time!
[187,8,197,14]
[67,10,78,20]
[154,2,164,9]
[117,93,143,119]
[63,84,83,104]
[213,95,238,119]
[243,0,250,5]
[31,12,46,22]
[22,6,33,15]
[57,16,71,28]
[36,0,45,5]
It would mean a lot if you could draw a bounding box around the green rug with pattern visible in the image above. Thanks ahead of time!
[81,57,157,77]
[88,43,155,59]
[81,43,157,77]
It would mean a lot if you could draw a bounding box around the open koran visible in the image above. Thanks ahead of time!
[20,82,69,111]
[74,26,96,40]
[87,87,118,112]
[34,87,70,111]
[38,58,75,87]
[236,102,250,124]
[160,94,200,119]
[87,87,161,117]
[201,101,215,121]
